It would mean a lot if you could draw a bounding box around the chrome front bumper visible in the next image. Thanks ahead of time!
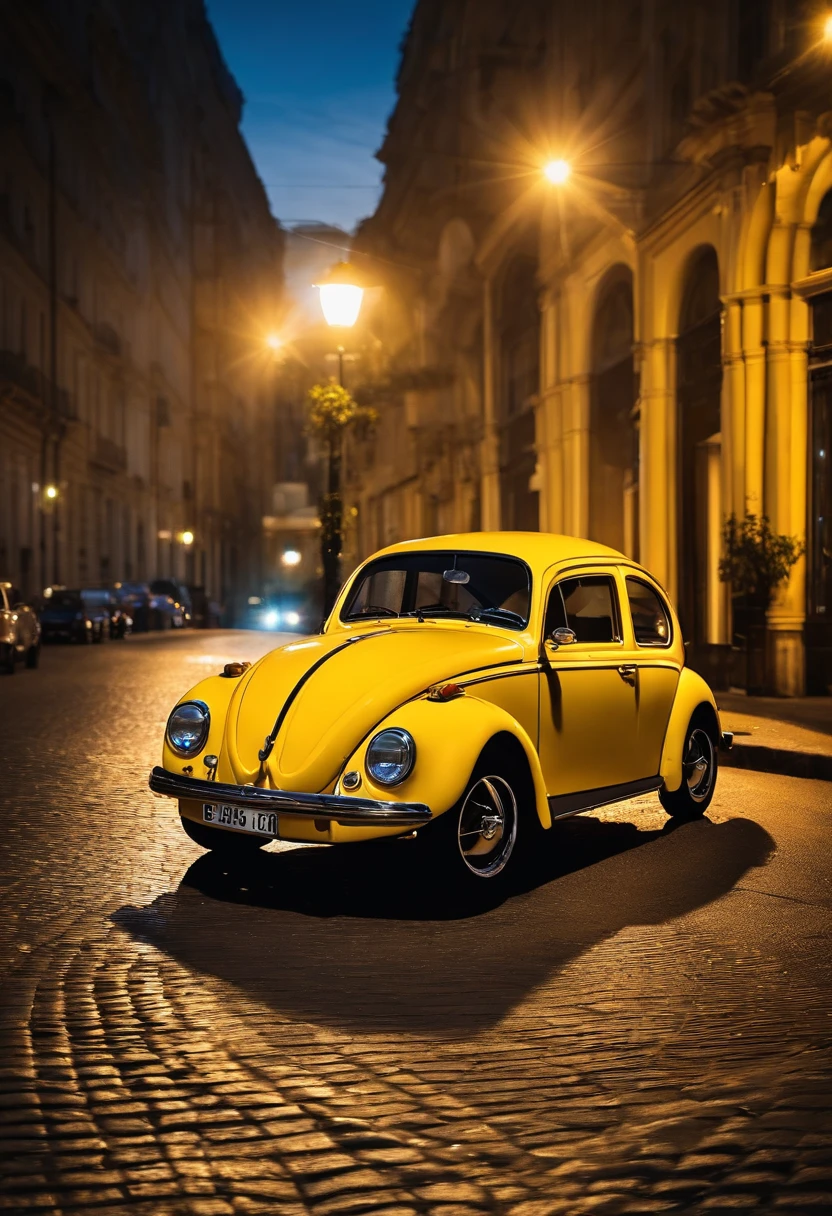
[148,766,432,828]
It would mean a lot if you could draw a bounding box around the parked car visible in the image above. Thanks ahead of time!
[150,590,184,630]
[84,589,132,639]
[0,583,41,672]
[150,531,733,887]
[150,579,192,626]
[113,583,152,632]
[41,588,109,643]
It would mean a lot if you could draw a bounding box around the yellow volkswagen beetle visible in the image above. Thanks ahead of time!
[149,533,732,885]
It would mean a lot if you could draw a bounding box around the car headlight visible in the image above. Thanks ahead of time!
[365,728,415,786]
[166,700,210,756]
[263,609,279,629]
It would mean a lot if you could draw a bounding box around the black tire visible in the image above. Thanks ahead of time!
[3,645,14,674]
[659,710,718,820]
[180,814,266,854]
[25,643,40,669]
[424,743,539,888]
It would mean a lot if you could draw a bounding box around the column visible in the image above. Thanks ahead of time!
[639,337,675,598]
[480,276,501,529]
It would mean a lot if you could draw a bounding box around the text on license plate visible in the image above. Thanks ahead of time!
[203,803,278,837]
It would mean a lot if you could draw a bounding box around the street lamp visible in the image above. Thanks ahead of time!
[543,158,571,185]
[315,262,365,385]
[314,262,366,615]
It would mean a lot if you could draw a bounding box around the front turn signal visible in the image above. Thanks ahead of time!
[427,682,465,702]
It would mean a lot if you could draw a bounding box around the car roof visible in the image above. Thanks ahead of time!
[371,531,626,571]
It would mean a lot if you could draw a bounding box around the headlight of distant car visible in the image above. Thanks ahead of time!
[166,700,210,756]
[365,728,415,786]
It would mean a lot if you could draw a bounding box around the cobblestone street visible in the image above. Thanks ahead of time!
[2,631,832,1215]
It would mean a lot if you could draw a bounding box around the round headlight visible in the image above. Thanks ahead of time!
[365,728,415,786]
[166,700,210,756]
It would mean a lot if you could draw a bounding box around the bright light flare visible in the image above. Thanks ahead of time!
[285,610,300,627]
[281,548,302,567]
[318,283,364,329]
[263,609,279,629]
[44,484,59,500]
[265,332,283,353]
[825,13,832,41]
[181,530,194,546]
[543,159,571,185]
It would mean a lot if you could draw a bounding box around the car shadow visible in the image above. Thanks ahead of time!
[115,812,773,1036]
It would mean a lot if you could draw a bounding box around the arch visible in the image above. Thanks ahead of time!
[676,245,722,650]
[588,266,638,555]
[497,252,540,530]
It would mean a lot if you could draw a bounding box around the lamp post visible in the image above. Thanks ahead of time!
[315,262,365,613]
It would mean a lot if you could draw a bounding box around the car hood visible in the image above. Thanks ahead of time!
[227,625,525,791]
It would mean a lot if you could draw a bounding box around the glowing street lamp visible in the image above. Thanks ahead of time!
[44,483,59,501]
[315,262,365,332]
[281,548,302,568]
[265,332,283,354]
[180,530,194,546]
[825,13,832,41]
[543,158,571,185]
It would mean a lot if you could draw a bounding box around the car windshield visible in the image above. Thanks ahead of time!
[81,590,108,606]
[342,551,531,629]
[49,591,82,610]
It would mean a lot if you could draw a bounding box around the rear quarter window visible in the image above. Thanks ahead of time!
[626,577,672,647]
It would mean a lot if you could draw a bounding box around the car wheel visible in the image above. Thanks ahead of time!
[659,712,718,820]
[3,645,15,674]
[428,748,534,887]
[179,814,266,854]
[25,642,40,669]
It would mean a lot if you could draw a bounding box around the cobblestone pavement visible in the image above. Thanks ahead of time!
[2,631,832,1216]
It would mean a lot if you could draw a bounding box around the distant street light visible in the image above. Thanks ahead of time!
[281,548,302,568]
[543,158,571,185]
[44,483,59,501]
[316,261,365,332]
[180,530,194,546]
[315,262,367,616]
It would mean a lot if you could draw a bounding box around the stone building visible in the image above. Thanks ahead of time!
[351,0,832,695]
[0,0,284,619]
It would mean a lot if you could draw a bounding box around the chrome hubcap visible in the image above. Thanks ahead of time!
[683,728,715,803]
[457,776,517,877]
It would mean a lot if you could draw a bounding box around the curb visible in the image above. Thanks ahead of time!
[722,743,832,782]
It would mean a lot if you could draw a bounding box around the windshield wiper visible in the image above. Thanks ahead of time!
[471,606,526,626]
[348,605,399,619]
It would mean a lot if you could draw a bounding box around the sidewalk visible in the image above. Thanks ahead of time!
[717,691,832,781]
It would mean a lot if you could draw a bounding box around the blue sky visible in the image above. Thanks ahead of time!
[206,0,415,234]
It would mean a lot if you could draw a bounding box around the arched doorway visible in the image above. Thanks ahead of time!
[807,189,832,693]
[589,271,638,556]
[498,255,539,531]
[676,247,722,649]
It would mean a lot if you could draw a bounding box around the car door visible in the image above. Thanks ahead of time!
[538,568,642,797]
[620,573,681,775]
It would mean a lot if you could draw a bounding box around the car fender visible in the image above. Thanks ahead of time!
[160,673,246,778]
[340,693,552,829]
[659,667,720,792]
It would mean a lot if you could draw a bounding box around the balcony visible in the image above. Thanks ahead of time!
[0,349,76,420]
[89,435,127,473]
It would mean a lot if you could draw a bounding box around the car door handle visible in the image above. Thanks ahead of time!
[617,665,637,685]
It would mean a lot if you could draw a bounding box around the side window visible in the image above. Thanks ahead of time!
[626,577,672,647]
[545,575,621,643]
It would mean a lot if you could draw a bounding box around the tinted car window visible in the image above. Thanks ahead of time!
[545,576,621,643]
[49,591,82,610]
[343,551,531,628]
[626,577,672,646]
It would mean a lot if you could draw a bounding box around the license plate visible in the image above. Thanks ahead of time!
[203,803,278,838]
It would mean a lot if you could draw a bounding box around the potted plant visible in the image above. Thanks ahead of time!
[718,513,803,695]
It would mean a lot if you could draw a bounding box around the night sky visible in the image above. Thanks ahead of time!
[206,0,415,234]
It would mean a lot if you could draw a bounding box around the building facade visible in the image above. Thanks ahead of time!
[350,0,832,696]
[0,0,284,619]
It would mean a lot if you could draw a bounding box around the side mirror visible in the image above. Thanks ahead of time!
[548,626,577,650]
